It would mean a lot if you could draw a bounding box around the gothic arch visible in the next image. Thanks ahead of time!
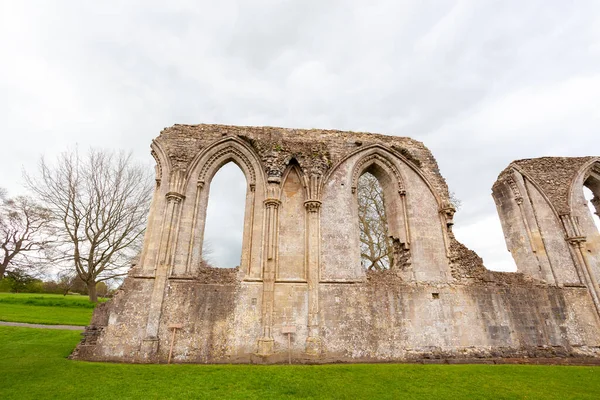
[568,157,600,216]
[168,137,267,278]
[510,166,562,222]
[323,144,444,208]
[279,161,309,201]
[350,150,405,194]
[184,136,265,194]
[565,158,600,314]
[150,139,171,185]
[350,148,411,259]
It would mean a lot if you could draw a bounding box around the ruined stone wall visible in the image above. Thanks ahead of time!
[72,125,600,364]
[493,157,600,322]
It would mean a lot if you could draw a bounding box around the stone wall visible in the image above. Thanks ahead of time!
[71,124,600,363]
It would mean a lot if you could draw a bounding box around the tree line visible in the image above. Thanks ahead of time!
[1,148,153,302]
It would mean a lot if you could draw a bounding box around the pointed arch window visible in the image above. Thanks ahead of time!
[584,174,600,232]
[357,171,392,270]
[202,162,247,268]
[354,160,410,271]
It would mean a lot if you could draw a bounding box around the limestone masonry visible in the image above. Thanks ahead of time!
[71,124,600,363]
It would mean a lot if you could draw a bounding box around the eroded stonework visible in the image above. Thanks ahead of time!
[71,124,600,364]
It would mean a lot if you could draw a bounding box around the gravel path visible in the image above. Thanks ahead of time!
[0,321,85,331]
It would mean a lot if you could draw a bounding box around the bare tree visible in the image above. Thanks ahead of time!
[449,191,462,211]
[55,270,78,296]
[25,149,153,302]
[0,190,53,279]
[357,173,392,270]
[201,239,216,268]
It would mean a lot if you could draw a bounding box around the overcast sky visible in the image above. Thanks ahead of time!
[1,1,600,270]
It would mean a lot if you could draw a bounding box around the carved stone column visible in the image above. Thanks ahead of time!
[142,191,185,358]
[304,199,322,355]
[507,174,556,284]
[185,182,204,275]
[256,197,281,356]
[562,213,600,319]
[568,236,600,318]
[438,200,454,260]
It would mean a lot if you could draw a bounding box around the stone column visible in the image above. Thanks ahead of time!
[256,197,281,356]
[304,199,322,355]
[138,177,161,273]
[568,236,600,318]
[142,191,185,358]
[438,200,454,259]
[508,174,556,285]
[562,213,600,319]
[185,182,204,275]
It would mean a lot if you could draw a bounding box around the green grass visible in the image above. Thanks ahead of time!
[0,326,599,399]
[0,293,103,326]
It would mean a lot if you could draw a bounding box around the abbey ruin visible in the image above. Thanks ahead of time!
[72,124,600,364]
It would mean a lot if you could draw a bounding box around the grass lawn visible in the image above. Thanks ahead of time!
[0,293,102,326]
[0,326,599,399]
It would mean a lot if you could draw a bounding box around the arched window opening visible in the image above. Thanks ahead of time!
[584,185,600,232]
[203,162,247,268]
[357,171,392,270]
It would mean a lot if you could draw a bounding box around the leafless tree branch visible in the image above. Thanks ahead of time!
[0,190,54,279]
[357,173,392,270]
[25,148,153,301]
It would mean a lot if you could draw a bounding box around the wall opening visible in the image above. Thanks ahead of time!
[203,162,247,268]
[357,171,392,270]
[584,185,600,232]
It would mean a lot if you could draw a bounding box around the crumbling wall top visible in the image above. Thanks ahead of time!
[155,123,451,203]
[494,156,597,214]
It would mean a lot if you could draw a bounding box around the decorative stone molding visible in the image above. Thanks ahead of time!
[351,152,405,194]
[198,144,257,187]
[566,236,587,245]
[151,149,163,186]
[299,156,329,178]
[264,198,282,208]
[262,151,286,183]
[165,191,185,203]
[439,202,456,227]
[506,173,523,204]
[304,200,322,213]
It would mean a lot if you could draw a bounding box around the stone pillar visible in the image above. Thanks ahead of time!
[256,197,281,356]
[438,200,455,260]
[138,178,161,273]
[142,191,185,357]
[562,213,600,318]
[240,183,256,274]
[568,236,600,318]
[508,174,556,285]
[400,190,412,247]
[304,199,322,355]
[185,182,204,275]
